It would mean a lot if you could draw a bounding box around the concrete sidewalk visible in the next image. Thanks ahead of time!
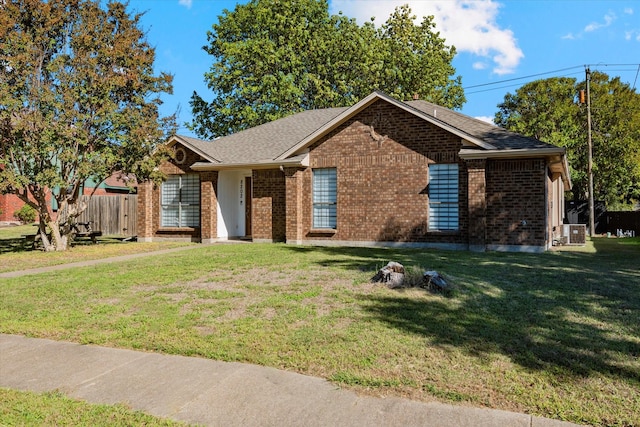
[1,334,581,427]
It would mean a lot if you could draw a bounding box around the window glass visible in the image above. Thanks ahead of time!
[428,164,459,231]
[161,174,200,227]
[313,168,337,229]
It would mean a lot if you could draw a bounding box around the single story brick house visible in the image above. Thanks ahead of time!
[137,91,571,252]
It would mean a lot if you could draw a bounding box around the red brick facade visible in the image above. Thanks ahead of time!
[252,169,286,242]
[137,145,204,242]
[138,98,566,251]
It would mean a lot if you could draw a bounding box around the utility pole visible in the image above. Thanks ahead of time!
[585,67,595,237]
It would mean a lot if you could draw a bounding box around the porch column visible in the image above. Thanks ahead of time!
[137,180,154,242]
[285,167,303,244]
[200,171,218,244]
[467,159,487,252]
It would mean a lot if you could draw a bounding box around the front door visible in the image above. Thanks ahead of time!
[244,176,252,238]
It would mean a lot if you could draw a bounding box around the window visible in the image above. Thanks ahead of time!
[428,164,459,231]
[313,168,337,229]
[161,174,200,227]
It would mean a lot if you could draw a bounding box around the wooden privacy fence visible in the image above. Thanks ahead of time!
[63,195,138,237]
[604,211,640,236]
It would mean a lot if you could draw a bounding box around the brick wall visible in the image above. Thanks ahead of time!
[137,144,204,241]
[485,159,547,246]
[298,99,467,245]
[252,169,286,241]
[0,194,26,223]
[0,193,54,224]
[467,159,487,248]
[200,171,218,242]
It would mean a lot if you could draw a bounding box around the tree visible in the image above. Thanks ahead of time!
[189,0,464,139]
[0,0,174,251]
[495,73,640,207]
[374,4,463,108]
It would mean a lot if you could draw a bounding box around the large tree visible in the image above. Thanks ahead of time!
[495,73,640,207]
[189,0,464,139]
[0,0,174,251]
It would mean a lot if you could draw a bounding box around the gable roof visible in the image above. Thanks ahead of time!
[171,107,348,168]
[405,99,558,151]
[169,91,568,187]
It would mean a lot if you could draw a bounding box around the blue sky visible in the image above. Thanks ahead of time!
[126,0,640,136]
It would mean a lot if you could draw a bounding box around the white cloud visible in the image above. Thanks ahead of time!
[475,116,495,124]
[626,30,640,41]
[584,11,616,32]
[472,62,487,70]
[178,0,192,9]
[624,8,633,15]
[330,0,523,75]
[561,32,577,40]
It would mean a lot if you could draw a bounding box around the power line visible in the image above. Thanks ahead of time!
[465,72,584,95]
[462,66,583,90]
[462,63,640,95]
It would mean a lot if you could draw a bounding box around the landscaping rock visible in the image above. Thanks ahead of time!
[371,261,405,288]
[423,270,448,291]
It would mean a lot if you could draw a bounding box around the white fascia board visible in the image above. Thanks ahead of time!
[459,147,565,160]
[190,152,308,171]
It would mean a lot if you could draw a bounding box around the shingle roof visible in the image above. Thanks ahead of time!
[405,99,556,150]
[174,92,559,166]
[179,107,348,164]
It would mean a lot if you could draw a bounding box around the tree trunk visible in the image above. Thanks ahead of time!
[46,220,69,251]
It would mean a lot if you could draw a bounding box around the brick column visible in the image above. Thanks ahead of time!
[137,180,154,242]
[467,159,487,251]
[200,171,218,243]
[285,168,303,244]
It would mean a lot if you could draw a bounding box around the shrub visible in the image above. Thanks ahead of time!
[14,205,37,224]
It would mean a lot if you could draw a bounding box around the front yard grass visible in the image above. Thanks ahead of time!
[0,224,193,273]
[0,388,186,426]
[1,238,638,426]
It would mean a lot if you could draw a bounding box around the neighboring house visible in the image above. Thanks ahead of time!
[137,91,571,252]
[0,172,134,225]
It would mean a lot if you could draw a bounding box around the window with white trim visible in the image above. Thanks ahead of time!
[312,168,337,229]
[428,164,459,231]
[161,174,200,227]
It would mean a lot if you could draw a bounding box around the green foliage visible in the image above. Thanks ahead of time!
[189,0,464,139]
[495,73,640,206]
[0,0,176,251]
[14,204,36,224]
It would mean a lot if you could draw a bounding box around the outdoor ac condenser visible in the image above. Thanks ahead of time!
[562,224,586,245]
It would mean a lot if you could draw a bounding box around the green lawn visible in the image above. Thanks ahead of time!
[0,224,193,273]
[1,238,638,426]
[0,388,187,426]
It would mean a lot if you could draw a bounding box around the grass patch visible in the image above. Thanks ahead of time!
[0,388,186,426]
[0,224,193,273]
[1,239,639,426]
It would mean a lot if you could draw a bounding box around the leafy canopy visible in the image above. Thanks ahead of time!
[189,0,464,139]
[0,0,174,250]
[495,72,640,207]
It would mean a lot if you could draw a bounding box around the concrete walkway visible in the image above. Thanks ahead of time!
[0,334,582,427]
